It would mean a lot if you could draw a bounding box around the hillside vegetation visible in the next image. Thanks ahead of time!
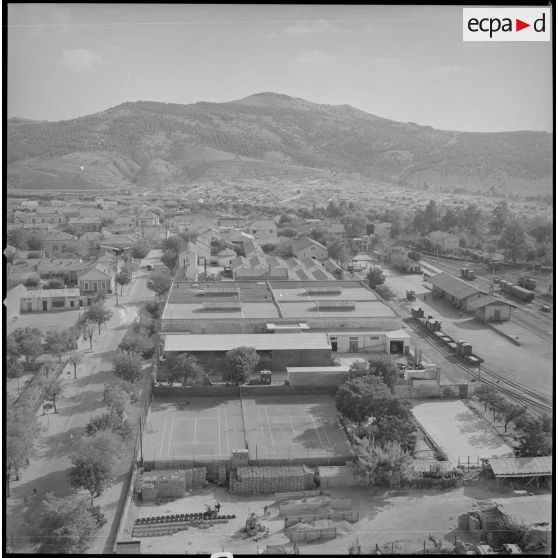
[7,92,552,192]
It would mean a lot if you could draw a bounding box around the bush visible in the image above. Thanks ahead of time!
[90,505,107,528]
[118,333,155,359]
[85,413,113,437]
[145,299,162,319]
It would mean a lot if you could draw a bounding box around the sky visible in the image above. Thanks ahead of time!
[7,4,553,132]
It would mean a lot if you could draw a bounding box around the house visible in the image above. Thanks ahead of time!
[15,210,64,225]
[137,211,160,228]
[69,216,102,233]
[220,229,255,251]
[20,287,81,313]
[43,231,80,255]
[216,248,237,267]
[465,293,514,322]
[248,219,278,242]
[429,272,485,310]
[37,259,90,284]
[218,216,246,228]
[428,231,460,252]
[19,200,39,209]
[78,266,114,303]
[291,236,328,261]
[366,223,392,242]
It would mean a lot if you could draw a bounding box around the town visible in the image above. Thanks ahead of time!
[5,183,552,554]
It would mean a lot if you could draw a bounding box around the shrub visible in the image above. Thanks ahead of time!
[90,505,107,528]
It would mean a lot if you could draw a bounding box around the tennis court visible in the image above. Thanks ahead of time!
[143,398,245,462]
[242,395,353,462]
[143,394,353,465]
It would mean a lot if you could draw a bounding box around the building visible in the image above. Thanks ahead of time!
[366,223,392,242]
[137,211,160,228]
[69,216,102,233]
[429,272,485,310]
[20,288,81,312]
[248,220,278,242]
[160,280,401,336]
[78,266,114,303]
[216,247,237,267]
[428,231,460,253]
[465,294,514,322]
[485,456,552,491]
[37,259,90,284]
[291,236,328,261]
[43,231,80,255]
[161,332,332,372]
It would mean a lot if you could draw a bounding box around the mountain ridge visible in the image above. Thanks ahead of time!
[7,93,552,193]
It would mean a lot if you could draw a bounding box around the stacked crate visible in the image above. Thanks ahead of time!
[229,466,315,495]
[184,467,207,489]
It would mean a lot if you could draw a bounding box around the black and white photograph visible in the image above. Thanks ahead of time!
[5,3,553,555]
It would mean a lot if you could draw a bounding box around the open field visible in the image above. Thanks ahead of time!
[412,400,514,466]
[143,395,353,465]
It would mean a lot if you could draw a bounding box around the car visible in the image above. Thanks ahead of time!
[539,305,550,313]
[145,264,153,271]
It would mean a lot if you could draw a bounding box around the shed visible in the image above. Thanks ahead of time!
[429,272,484,309]
[487,456,552,490]
[465,294,515,322]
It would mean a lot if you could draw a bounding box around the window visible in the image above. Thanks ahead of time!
[310,246,316,250]
[93,282,98,291]
[100,281,106,289]
[84,281,89,291]
[70,300,75,307]
[370,336,379,340]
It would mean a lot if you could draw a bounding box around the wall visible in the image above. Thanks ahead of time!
[288,370,348,387]
[477,304,511,323]
[272,349,331,371]
[5,284,26,321]
[153,383,338,398]
[411,379,441,398]
[20,295,80,313]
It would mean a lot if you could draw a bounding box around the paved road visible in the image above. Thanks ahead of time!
[6,253,160,553]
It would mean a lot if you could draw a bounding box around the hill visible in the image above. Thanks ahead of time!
[7,93,553,193]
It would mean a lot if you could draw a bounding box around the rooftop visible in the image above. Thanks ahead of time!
[163,332,331,352]
[22,288,80,299]
[429,272,484,300]
[494,494,552,529]
[488,456,552,478]
[465,293,516,310]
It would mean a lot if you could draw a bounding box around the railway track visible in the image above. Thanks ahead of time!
[510,313,553,340]
[390,298,552,417]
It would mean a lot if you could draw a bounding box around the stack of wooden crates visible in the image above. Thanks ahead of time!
[230,466,314,495]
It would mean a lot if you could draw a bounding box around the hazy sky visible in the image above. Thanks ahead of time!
[7,4,553,132]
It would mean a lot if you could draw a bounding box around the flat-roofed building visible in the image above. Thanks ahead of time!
[20,288,80,312]
[160,280,401,335]
[161,332,332,372]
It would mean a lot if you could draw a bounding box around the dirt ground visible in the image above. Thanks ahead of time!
[124,484,483,555]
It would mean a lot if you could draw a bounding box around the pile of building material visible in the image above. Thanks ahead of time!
[138,468,207,501]
[229,466,315,495]
[284,519,337,543]
[278,496,351,517]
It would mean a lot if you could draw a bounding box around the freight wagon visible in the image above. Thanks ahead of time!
[518,277,536,290]
[460,268,476,280]
[411,307,484,366]
[499,280,535,302]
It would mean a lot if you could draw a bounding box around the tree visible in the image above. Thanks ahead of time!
[114,269,132,303]
[341,214,366,239]
[83,319,96,350]
[112,350,144,383]
[224,346,260,385]
[8,327,43,363]
[500,402,527,433]
[6,403,40,496]
[368,355,399,391]
[368,413,417,452]
[327,238,345,261]
[147,271,172,299]
[514,419,552,457]
[499,220,528,263]
[68,432,118,506]
[407,251,421,262]
[167,353,203,385]
[119,332,155,359]
[27,233,44,251]
[46,278,65,289]
[161,249,179,272]
[68,351,84,379]
[491,200,512,234]
[130,239,151,260]
[7,228,30,250]
[84,303,113,335]
[374,284,395,300]
[23,275,41,288]
[145,299,162,319]
[353,439,414,487]
[35,492,99,553]
[335,376,393,425]
[44,377,64,414]
[45,329,75,362]
[366,268,385,289]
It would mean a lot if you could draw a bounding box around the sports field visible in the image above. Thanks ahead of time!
[142,394,353,464]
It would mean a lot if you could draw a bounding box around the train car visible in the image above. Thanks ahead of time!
[460,268,476,280]
[411,306,424,318]
[499,280,535,302]
[518,277,536,290]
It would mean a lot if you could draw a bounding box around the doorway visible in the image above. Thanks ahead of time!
[349,337,359,352]
[390,340,404,354]
[330,336,338,352]
[42,300,48,311]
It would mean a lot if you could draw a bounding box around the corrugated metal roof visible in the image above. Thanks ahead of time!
[430,272,482,300]
[494,495,552,528]
[489,456,552,477]
[164,332,331,352]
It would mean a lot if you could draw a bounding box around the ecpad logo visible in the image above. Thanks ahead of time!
[463,8,550,41]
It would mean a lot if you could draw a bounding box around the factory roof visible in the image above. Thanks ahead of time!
[488,456,552,478]
[429,272,483,300]
[163,332,331,352]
